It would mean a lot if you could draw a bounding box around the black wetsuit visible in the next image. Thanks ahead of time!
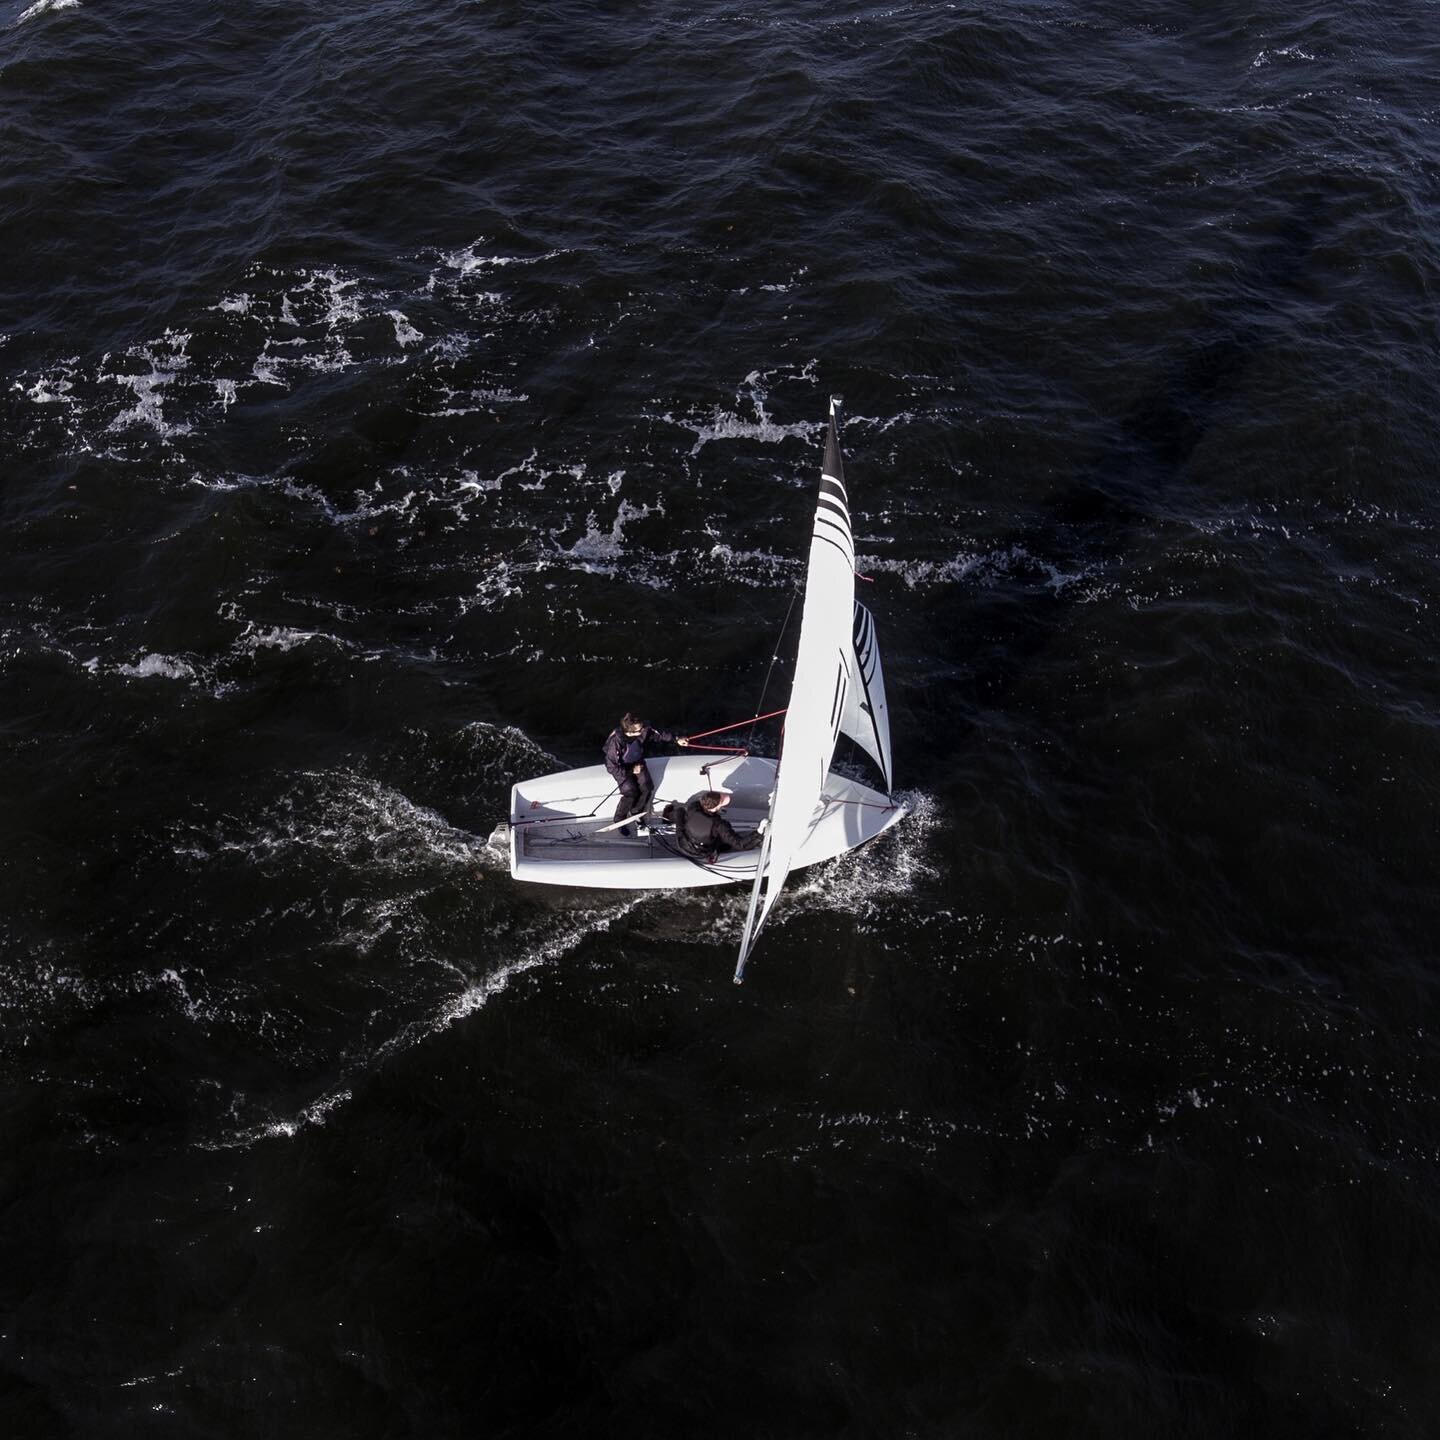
[675,795,763,860]
[603,724,675,825]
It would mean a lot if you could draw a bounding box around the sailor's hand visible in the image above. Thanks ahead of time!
[756,818,769,835]
[677,737,690,748]
[632,764,643,775]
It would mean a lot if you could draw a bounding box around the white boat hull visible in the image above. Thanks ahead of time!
[507,754,904,890]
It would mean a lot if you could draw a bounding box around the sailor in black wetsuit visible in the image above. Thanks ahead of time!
[603,712,687,833]
[675,790,764,861]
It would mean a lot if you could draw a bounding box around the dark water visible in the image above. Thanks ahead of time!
[4,0,1439,1434]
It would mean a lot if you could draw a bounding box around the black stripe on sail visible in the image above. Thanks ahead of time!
[848,606,889,794]
[811,531,853,565]
[829,665,846,729]
[819,475,848,505]
[815,513,854,555]
[853,604,876,683]
[853,601,871,653]
[816,493,851,529]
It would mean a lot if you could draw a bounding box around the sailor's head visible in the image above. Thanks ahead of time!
[621,713,645,737]
[699,791,731,813]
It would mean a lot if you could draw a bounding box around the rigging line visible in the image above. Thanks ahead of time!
[516,782,618,822]
[682,708,794,743]
[584,782,619,818]
[518,783,619,817]
[683,709,788,742]
[652,831,739,876]
[748,582,802,751]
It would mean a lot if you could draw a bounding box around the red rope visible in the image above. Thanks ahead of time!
[685,743,748,754]
[682,707,787,743]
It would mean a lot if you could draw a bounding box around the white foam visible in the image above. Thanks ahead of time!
[201,885,648,1149]
[251,345,286,388]
[786,789,938,917]
[382,894,652,1059]
[493,449,563,490]
[8,252,522,458]
[235,624,345,656]
[759,267,808,293]
[705,541,799,587]
[1252,43,1317,68]
[301,268,363,329]
[459,557,554,613]
[426,239,565,291]
[388,310,423,347]
[15,0,80,25]
[202,1087,354,1149]
[668,367,821,455]
[854,545,1096,593]
[456,469,504,494]
[103,331,193,437]
[204,770,489,875]
[425,383,528,417]
[15,367,76,404]
[557,497,658,565]
[156,968,211,1024]
[117,652,196,681]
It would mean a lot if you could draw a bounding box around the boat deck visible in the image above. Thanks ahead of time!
[507,754,902,891]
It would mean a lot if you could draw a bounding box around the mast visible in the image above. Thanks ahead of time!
[734,396,856,984]
[734,826,775,983]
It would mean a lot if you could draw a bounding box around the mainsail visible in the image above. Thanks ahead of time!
[734,397,861,983]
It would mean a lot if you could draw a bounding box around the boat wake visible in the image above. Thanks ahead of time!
[201,892,654,1152]
[786,788,939,918]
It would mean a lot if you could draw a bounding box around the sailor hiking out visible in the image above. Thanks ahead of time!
[603,712,688,834]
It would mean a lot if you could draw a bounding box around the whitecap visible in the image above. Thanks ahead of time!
[704,541,799,586]
[15,0,80,25]
[425,239,566,292]
[103,331,193,437]
[117,653,196,681]
[234,624,346,656]
[555,498,658,565]
[388,310,423,347]
[15,365,77,404]
[667,367,821,455]
[1252,43,1317,68]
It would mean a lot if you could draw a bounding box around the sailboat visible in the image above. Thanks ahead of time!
[505,398,906,980]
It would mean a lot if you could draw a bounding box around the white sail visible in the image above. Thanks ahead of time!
[838,600,892,796]
[735,397,856,982]
[507,399,905,930]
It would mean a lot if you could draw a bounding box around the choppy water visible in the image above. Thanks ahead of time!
[4,1,1439,1434]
